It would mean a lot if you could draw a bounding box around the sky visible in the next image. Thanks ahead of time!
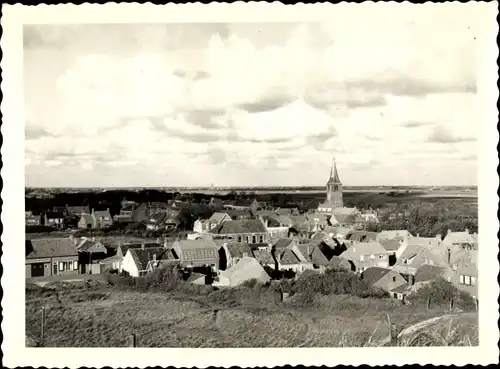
[24,8,479,188]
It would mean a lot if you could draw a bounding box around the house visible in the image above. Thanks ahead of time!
[223,198,259,213]
[100,241,162,272]
[76,237,108,274]
[218,242,255,270]
[225,209,254,220]
[172,238,220,271]
[66,205,91,217]
[122,245,179,277]
[443,229,478,250]
[273,238,299,254]
[414,264,453,285]
[131,203,151,223]
[379,238,407,266]
[253,250,277,270]
[262,215,292,242]
[360,209,378,223]
[26,237,79,278]
[44,212,65,229]
[92,209,113,228]
[209,197,223,208]
[361,267,407,293]
[275,207,300,217]
[328,255,352,271]
[193,212,232,233]
[26,213,41,226]
[214,257,270,287]
[209,219,269,245]
[344,230,379,246]
[392,241,452,285]
[146,212,179,231]
[329,207,365,229]
[296,243,330,269]
[339,241,389,273]
[449,249,478,298]
[276,247,314,274]
[78,213,94,229]
[377,230,413,241]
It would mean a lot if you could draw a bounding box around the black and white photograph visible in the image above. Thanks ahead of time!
[1,3,499,368]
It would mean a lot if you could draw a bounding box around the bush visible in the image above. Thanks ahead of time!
[407,278,477,311]
[294,269,388,299]
[26,225,55,233]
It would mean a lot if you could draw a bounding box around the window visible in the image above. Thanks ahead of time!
[392,276,396,282]
[379,255,384,259]
[53,263,57,275]
[471,277,476,286]
[464,275,471,285]
[252,235,257,243]
[259,235,264,243]
[73,261,78,270]
[360,255,365,262]
[370,254,375,260]
[428,259,434,265]
[459,275,465,284]
[237,236,242,242]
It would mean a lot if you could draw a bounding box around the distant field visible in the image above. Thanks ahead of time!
[26,286,477,348]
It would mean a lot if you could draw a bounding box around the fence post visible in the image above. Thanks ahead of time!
[127,333,136,347]
[40,306,45,347]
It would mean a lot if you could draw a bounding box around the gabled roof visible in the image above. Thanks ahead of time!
[219,257,270,286]
[361,267,392,286]
[225,209,253,219]
[391,284,411,294]
[26,238,78,259]
[176,239,219,262]
[187,272,206,283]
[345,230,379,243]
[340,241,387,260]
[129,247,178,271]
[93,209,111,218]
[329,255,351,270]
[253,250,275,265]
[414,265,449,283]
[273,238,296,250]
[119,242,162,257]
[408,237,443,248]
[279,248,302,265]
[79,214,93,224]
[379,239,402,252]
[76,238,107,253]
[209,212,231,224]
[210,219,267,235]
[444,231,476,244]
[377,230,413,240]
[225,242,254,258]
[66,205,90,214]
[333,207,358,215]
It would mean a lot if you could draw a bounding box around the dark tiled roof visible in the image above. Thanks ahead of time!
[26,238,78,259]
[379,239,402,252]
[120,242,162,256]
[176,239,219,262]
[279,249,301,265]
[76,239,107,253]
[67,205,90,214]
[45,212,64,219]
[414,265,448,283]
[225,209,253,219]
[273,238,295,250]
[210,219,267,235]
[234,199,257,207]
[254,250,275,264]
[361,267,392,286]
[329,256,351,270]
[129,247,178,271]
[226,242,254,258]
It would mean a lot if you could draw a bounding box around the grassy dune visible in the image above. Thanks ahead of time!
[25,285,478,348]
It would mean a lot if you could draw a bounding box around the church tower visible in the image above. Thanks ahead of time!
[326,157,343,208]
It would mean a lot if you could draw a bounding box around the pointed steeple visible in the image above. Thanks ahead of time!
[328,156,341,184]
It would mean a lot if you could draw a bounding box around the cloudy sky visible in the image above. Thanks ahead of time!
[24,8,479,187]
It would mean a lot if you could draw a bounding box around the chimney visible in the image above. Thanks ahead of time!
[465,228,469,234]
[243,252,249,258]
[447,248,451,264]
[436,234,442,241]
[447,229,451,235]
[153,253,156,262]
[92,236,96,242]
[91,208,95,214]
[141,243,145,251]
[416,233,419,238]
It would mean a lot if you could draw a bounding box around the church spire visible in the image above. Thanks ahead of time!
[329,156,341,183]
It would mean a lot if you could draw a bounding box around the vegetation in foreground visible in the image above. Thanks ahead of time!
[26,265,478,348]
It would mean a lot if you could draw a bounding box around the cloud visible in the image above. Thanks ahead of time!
[428,126,476,144]
[24,13,480,186]
[400,121,435,128]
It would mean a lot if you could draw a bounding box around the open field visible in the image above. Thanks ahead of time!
[26,284,478,348]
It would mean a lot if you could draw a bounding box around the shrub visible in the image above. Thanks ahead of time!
[294,269,388,299]
[407,278,477,311]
